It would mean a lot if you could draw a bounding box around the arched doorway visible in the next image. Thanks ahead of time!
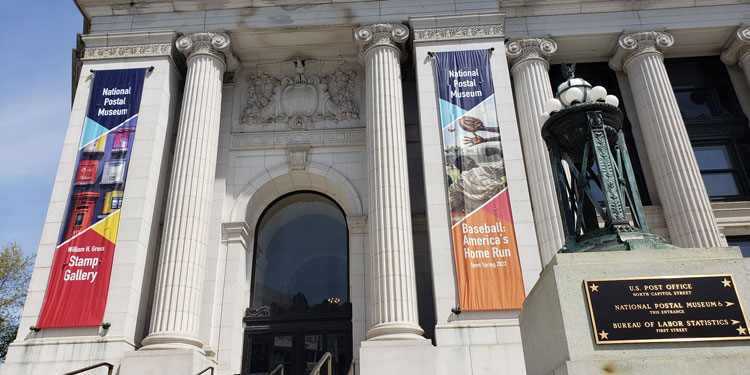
[242,192,352,375]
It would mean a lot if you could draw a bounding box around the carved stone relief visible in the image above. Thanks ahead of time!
[240,58,359,129]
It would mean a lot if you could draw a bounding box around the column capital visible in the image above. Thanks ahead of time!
[609,31,674,71]
[354,23,409,63]
[505,38,557,73]
[721,25,750,67]
[176,31,239,72]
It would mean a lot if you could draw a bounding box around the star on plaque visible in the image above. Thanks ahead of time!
[598,330,609,340]
[722,278,732,287]
[737,326,747,335]
[589,283,599,292]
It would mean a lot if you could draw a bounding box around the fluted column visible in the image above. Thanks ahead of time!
[354,23,424,341]
[610,31,723,248]
[142,32,238,351]
[721,26,750,85]
[506,38,565,266]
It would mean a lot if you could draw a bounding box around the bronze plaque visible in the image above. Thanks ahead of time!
[584,275,750,344]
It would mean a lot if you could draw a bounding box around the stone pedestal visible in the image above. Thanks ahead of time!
[119,349,215,375]
[360,339,435,375]
[519,248,750,375]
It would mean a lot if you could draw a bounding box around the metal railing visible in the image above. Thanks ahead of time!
[62,362,114,375]
[196,366,214,375]
[309,352,332,375]
[269,363,285,375]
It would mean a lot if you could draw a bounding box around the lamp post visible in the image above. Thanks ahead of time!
[540,65,673,252]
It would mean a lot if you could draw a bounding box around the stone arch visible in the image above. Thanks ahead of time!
[230,162,364,231]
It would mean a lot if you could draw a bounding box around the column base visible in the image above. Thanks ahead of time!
[140,332,205,354]
[119,348,215,375]
[366,322,425,340]
[360,338,435,375]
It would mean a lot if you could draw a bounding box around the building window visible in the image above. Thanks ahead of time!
[728,236,750,257]
[665,57,750,201]
[550,62,652,205]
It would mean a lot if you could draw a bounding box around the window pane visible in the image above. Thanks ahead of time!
[727,240,750,257]
[252,193,348,312]
[693,145,733,170]
[701,172,740,196]
[674,90,711,118]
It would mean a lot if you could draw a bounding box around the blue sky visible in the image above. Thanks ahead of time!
[0,2,83,257]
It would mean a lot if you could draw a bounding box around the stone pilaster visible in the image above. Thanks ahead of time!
[610,31,723,248]
[721,26,750,85]
[506,38,565,266]
[354,23,424,340]
[141,32,238,351]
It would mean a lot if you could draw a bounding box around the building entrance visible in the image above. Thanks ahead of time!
[242,192,352,375]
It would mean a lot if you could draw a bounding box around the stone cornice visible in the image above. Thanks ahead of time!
[354,23,409,63]
[505,38,557,72]
[80,31,186,76]
[413,25,504,43]
[176,32,239,72]
[609,31,674,71]
[721,25,750,67]
[230,128,366,151]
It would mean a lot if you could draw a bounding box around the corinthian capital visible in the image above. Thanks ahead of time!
[505,38,557,72]
[354,23,409,63]
[176,32,239,72]
[721,26,750,67]
[609,31,674,71]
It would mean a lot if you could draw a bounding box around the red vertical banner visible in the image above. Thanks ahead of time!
[37,68,146,328]
[434,50,525,310]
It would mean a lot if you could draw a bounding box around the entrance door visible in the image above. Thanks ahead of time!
[242,192,352,375]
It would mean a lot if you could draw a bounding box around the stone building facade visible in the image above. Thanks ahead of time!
[4,1,750,374]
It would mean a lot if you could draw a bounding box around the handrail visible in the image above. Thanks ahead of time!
[309,352,332,375]
[269,363,285,375]
[62,362,114,375]
[196,366,214,375]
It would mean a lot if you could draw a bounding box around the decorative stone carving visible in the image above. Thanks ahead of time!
[176,32,239,72]
[609,31,674,71]
[506,38,558,72]
[288,146,310,170]
[413,25,504,42]
[721,26,750,67]
[354,23,409,61]
[240,58,359,129]
[230,128,366,150]
[82,43,173,60]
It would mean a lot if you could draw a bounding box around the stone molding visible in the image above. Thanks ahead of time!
[609,31,674,71]
[82,43,173,60]
[176,32,239,72]
[240,59,359,129]
[721,26,750,67]
[354,23,409,62]
[347,215,368,233]
[506,38,557,72]
[413,25,503,42]
[230,128,365,150]
[221,222,250,247]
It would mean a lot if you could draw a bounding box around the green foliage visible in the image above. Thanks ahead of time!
[0,242,34,363]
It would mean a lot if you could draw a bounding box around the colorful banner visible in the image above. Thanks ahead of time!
[434,50,525,310]
[38,68,147,328]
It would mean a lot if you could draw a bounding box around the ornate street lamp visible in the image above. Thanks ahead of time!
[540,65,673,252]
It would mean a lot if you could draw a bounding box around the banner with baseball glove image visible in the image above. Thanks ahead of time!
[433,50,525,310]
